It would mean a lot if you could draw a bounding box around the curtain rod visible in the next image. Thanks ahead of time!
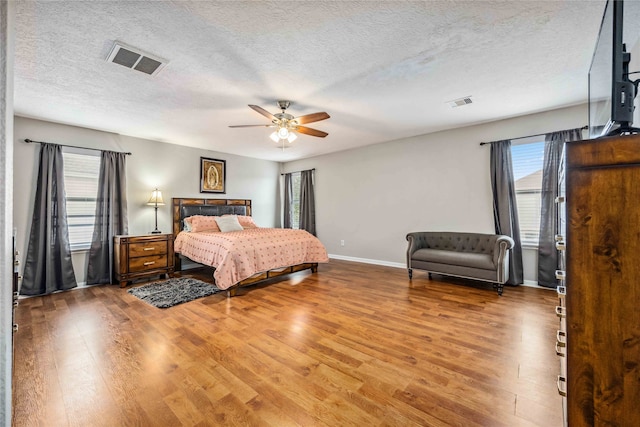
[479,125,588,146]
[281,168,315,176]
[24,139,132,155]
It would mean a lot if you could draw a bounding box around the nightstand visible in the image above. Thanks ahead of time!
[114,234,174,288]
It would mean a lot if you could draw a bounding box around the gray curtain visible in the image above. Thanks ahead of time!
[283,172,293,229]
[21,143,78,296]
[299,169,316,236]
[86,151,128,285]
[490,140,523,286]
[537,128,582,288]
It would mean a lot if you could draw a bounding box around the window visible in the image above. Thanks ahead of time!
[289,171,301,229]
[62,150,101,250]
[511,141,544,245]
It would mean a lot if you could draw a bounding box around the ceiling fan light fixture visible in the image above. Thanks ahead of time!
[269,131,280,143]
[287,133,297,143]
[277,127,290,139]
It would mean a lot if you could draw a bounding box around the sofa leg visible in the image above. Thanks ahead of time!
[428,272,432,280]
[408,268,412,279]
[494,283,504,296]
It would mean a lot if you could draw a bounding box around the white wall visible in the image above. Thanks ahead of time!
[13,116,280,284]
[283,104,587,284]
[0,1,14,424]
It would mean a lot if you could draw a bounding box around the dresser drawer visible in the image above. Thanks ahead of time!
[129,254,168,272]
[129,240,168,258]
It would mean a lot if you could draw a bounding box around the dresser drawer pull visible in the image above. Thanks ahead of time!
[554,234,564,242]
[557,376,567,397]
[556,342,566,357]
[557,330,566,346]
[555,270,566,280]
[143,261,155,266]
[143,247,155,251]
[557,285,566,296]
[555,196,565,204]
[555,242,566,251]
[555,306,566,318]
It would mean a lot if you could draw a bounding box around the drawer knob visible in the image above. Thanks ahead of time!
[555,242,566,251]
[557,285,566,296]
[555,270,566,280]
[143,247,155,251]
[555,196,565,203]
[555,305,566,318]
[143,261,155,266]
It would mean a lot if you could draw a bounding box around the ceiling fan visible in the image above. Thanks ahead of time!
[229,100,330,144]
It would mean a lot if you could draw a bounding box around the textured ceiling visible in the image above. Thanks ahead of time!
[14,1,605,162]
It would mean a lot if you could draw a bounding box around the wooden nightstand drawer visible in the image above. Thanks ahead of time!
[114,234,174,287]
[129,254,168,272]
[129,241,168,258]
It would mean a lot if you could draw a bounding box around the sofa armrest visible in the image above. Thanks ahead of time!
[494,235,515,283]
[406,232,430,268]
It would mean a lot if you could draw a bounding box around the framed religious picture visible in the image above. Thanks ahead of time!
[200,157,226,193]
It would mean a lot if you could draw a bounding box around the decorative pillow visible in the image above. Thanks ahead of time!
[215,215,244,232]
[235,215,258,229]
[190,215,221,233]
[183,216,194,232]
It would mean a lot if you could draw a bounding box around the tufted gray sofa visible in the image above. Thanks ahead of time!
[406,232,515,295]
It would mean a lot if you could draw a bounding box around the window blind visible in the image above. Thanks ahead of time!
[62,151,101,250]
[511,141,545,245]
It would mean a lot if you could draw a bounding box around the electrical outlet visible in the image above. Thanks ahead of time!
[340,240,345,246]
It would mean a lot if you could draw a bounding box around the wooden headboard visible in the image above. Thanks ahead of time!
[172,198,252,271]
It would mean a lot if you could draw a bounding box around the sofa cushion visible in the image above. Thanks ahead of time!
[412,248,495,270]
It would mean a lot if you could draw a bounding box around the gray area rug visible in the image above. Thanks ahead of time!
[127,277,221,308]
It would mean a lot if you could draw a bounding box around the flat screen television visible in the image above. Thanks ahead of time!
[589,0,638,138]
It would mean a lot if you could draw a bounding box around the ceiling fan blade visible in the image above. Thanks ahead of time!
[249,104,278,122]
[296,126,328,138]
[229,124,276,128]
[295,112,330,125]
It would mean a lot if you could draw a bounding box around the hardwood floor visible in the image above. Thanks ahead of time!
[13,260,562,426]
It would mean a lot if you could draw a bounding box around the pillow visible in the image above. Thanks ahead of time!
[215,215,244,232]
[235,215,258,229]
[183,216,194,232]
[190,215,221,233]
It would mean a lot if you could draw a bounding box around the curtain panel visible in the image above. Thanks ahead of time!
[537,128,583,288]
[283,173,293,229]
[86,151,128,285]
[490,140,524,286]
[299,169,316,236]
[21,143,78,296]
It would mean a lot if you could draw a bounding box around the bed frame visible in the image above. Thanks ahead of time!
[171,197,318,297]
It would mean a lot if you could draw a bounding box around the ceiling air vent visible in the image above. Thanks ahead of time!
[447,96,473,108]
[106,41,167,76]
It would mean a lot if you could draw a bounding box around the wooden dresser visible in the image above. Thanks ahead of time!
[114,234,174,288]
[564,134,640,426]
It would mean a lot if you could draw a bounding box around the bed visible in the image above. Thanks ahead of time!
[172,198,328,297]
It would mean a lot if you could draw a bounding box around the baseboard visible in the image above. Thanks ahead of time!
[522,280,538,288]
[328,254,405,269]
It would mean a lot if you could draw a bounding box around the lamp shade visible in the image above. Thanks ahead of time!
[147,189,165,206]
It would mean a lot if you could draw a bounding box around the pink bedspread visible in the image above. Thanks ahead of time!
[174,228,329,290]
